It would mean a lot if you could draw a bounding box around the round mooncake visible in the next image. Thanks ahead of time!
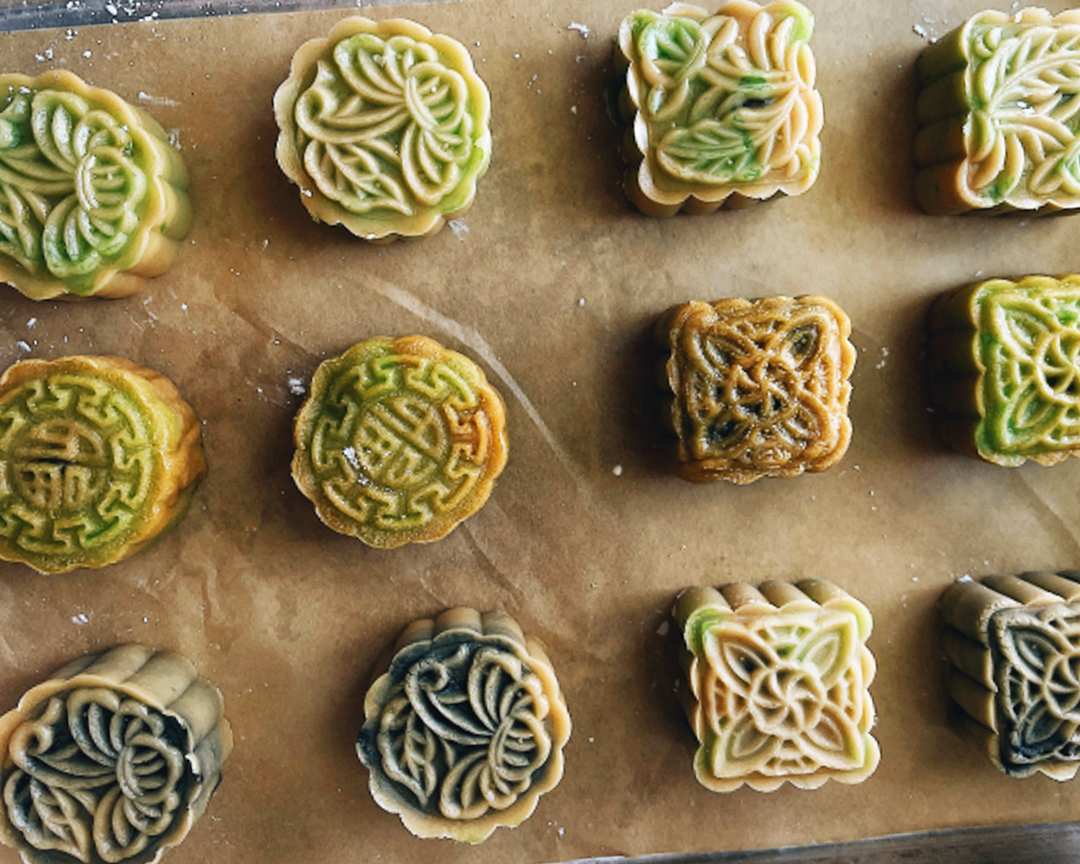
[357,608,571,842]
[273,17,492,241]
[0,355,206,573]
[0,70,191,300]
[0,644,232,864]
[292,336,507,548]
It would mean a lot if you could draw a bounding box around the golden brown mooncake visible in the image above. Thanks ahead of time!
[0,70,191,300]
[0,355,206,573]
[940,571,1080,779]
[273,16,492,242]
[615,1,823,217]
[675,580,878,792]
[357,608,571,842]
[656,295,855,483]
[928,274,1080,466]
[915,8,1080,215]
[0,644,232,864]
[291,336,507,548]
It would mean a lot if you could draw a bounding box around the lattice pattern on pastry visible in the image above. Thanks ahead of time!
[658,296,854,483]
[675,581,878,792]
[617,0,822,215]
[357,609,570,842]
[0,645,232,864]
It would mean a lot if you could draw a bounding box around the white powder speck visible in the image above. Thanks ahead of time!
[913,23,927,38]
[71,614,89,625]
[912,576,920,582]
[588,737,595,743]
[180,303,188,311]
[612,464,623,476]
[570,105,577,114]
[558,827,565,837]
[16,341,31,353]
[577,297,585,306]
[568,21,590,38]
[288,377,306,396]
[447,218,469,240]
[83,50,91,58]
[26,318,36,328]
[513,53,521,59]
[342,446,361,470]
[656,620,670,637]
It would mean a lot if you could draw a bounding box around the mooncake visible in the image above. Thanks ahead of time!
[357,608,571,842]
[615,0,823,217]
[674,580,878,792]
[292,336,507,548]
[0,70,191,300]
[0,355,206,573]
[657,296,855,483]
[0,644,232,864]
[940,571,1080,779]
[273,17,492,241]
[928,274,1080,466]
[915,8,1080,214]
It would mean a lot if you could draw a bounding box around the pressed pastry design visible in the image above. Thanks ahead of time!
[657,296,855,483]
[940,571,1080,779]
[0,355,206,573]
[0,70,191,300]
[0,644,232,864]
[356,608,571,842]
[615,0,823,216]
[674,580,878,792]
[929,274,1080,466]
[274,17,492,241]
[292,336,507,548]
[915,8,1080,214]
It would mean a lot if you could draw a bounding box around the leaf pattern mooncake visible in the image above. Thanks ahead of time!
[292,336,507,548]
[615,1,823,216]
[273,17,492,241]
[0,644,232,864]
[915,8,1080,214]
[0,71,191,300]
[0,355,206,573]
[675,580,878,792]
[357,608,571,842]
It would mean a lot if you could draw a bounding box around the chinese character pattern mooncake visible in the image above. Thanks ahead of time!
[675,580,878,792]
[915,8,1080,214]
[274,17,492,241]
[292,336,507,548]
[0,355,206,573]
[657,296,855,483]
[615,1,823,216]
[940,571,1080,779]
[0,71,191,300]
[673,578,876,790]
[357,608,571,842]
[929,274,1080,466]
[0,644,232,864]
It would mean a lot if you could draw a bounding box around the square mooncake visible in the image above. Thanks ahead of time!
[674,580,878,792]
[915,8,1080,214]
[657,296,855,483]
[940,571,1080,779]
[928,274,1080,466]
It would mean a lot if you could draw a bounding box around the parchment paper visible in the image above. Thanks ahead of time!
[0,1,1079,862]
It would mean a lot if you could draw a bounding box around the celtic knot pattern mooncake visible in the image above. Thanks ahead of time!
[356,608,571,842]
[674,580,878,792]
[915,8,1080,214]
[0,71,191,300]
[940,571,1080,779]
[657,296,855,483]
[0,644,232,864]
[615,1,823,216]
[292,336,507,548]
[0,356,205,573]
[274,17,492,241]
[929,275,1080,466]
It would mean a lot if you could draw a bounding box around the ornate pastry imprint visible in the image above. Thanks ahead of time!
[0,71,190,300]
[940,571,1080,779]
[928,275,1080,466]
[274,17,491,241]
[915,8,1080,214]
[292,336,507,548]
[656,296,855,483]
[616,1,822,216]
[0,356,206,573]
[0,644,232,864]
[674,581,878,792]
[356,609,570,842]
